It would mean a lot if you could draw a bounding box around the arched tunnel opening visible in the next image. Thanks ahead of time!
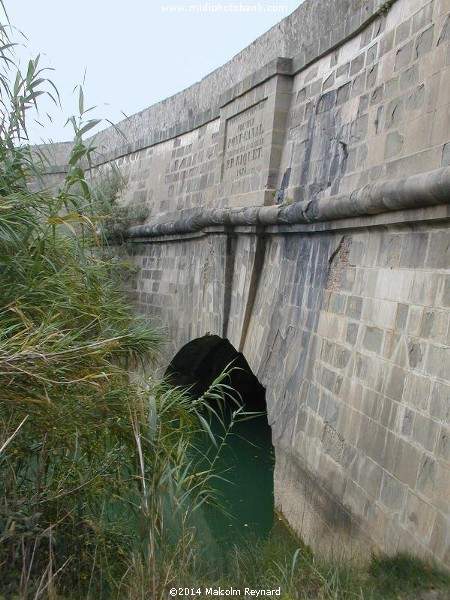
[165,334,274,545]
[165,334,266,412]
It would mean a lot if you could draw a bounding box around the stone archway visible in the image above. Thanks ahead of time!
[165,334,274,541]
[165,334,266,412]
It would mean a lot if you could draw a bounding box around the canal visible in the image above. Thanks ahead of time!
[166,334,276,549]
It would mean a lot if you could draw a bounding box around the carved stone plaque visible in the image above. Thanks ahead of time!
[222,100,267,182]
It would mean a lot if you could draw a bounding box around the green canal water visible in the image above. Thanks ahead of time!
[164,335,297,552]
[198,411,275,546]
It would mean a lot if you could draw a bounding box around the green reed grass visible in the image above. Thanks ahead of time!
[0,16,234,599]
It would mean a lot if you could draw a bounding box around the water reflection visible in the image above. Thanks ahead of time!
[198,411,274,546]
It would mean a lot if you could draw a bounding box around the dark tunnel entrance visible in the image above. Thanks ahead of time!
[165,334,266,412]
[165,335,274,545]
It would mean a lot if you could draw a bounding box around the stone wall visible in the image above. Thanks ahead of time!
[42,0,450,568]
[248,219,450,565]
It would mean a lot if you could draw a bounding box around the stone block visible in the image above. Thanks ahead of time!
[346,408,364,447]
[378,234,403,267]
[360,22,373,49]
[322,366,337,393]
[358,94,370,117]
[410,269,439,308]
[350,114,369,142]
[401,408,415,437]
[400,64,419,91]
[350,54,365,76]
[396,303,409,331]
[414,26,435,59]
[404,111,436,155]
[360,419,389,465]
[321,422,345,463]
[385,98,403,129]
[395,41,414,71]
[334,346,351,370]
[385,76,399,98]
[423,460,450,516]
[379,396,394,429]
[437,14,450,45]
[340,442,359,475]
[425,344,450,380]
[435,464,450,517]
[349,240,366,265]
[306,382,320,413]
[382,431,399,473]
[405,84,426,111]
[431,104,450,147]
[371,84,384,105]
[413,414,440,453]
[416,454,436,499]
[395,20,412,46]
[407,337,425,370]
[380,471,407,511]
[352,72,367,96]
[436,426,450,463]
[420,309,449,344]
[363,326,384,353]
[403,491,436,544]
[380,30,395,56]
[372,300,397,329]
[321,339,335,365]
[336,62,350,79]
[329,292,347,315]
[367,43,378,65]
[346,296,363,320]
[399,233,429,269]
[392,438,421,488]
[412,2,433,34]
[435,0,450,19]
[342,478,367,520]
[403,372,432,411]
[430,512,450,565]
[358,456,384,499]
[426,231,450,269]
[318,392,340,427]
[429,381,450,422]
[346,322,359,345]
[316,90,336,114]
[385,365,407,402]
[385,131,404,159]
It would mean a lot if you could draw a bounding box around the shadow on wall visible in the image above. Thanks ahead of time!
[165,334,266,412]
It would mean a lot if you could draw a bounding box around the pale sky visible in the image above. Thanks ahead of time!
[3,1,302,144]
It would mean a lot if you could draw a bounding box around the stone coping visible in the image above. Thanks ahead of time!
[126,167,450,239]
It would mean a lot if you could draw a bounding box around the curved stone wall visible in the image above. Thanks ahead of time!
[41,0,450,569]
[42,0,384,170]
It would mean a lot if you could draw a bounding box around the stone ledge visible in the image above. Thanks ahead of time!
[126,167,450,239]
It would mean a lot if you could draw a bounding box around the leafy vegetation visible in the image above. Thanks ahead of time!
[0,14,229,599]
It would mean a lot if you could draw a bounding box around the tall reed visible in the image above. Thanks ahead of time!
[0,14,231,598]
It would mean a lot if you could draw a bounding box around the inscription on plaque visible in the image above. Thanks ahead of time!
[223,100,266,181]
